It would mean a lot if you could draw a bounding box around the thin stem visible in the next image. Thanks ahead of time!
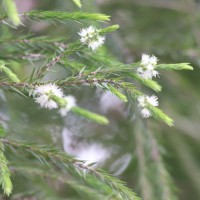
[36,42,83,78]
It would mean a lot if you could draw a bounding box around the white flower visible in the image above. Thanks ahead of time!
[149,55,158,65]
[35,95,58,109]
[137,95,146,107]
[137,67,153,79]
[34,83,63,97]
[141,108,151,118]
[137,54,159,79]
[59,95,76,116]
[152,70,159,77]
[34,83,63,110]
[146,64,154,71]
[78,26,105,51]
[146,95,159,107]
[137,95,159,118]
[79,26,96,38]
[141,54,150,66]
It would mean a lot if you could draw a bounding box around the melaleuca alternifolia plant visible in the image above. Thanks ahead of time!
[0,0,193,199]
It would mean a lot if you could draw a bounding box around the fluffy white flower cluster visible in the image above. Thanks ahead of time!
[78,26,105,51]
[137,54,159,79]
[34,83,63,109]
[34,83,76,116]
[137,95,159,118]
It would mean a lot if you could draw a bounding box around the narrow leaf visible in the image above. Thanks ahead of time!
[72,0,82,8]
[157,63,193,71]
[148,105,174,126]
[71,106,109,125]
[3,0,21,26]
[0,142,13,196]
[0,61,20,83]
[129,73,162,92]
[99,25,119,35]
[26,10,110,23]
[108,86,128,102]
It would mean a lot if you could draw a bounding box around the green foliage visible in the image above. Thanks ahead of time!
[72,106,109,125]
[0,60,20,83]
[157,63,193,71]
[108,86,128,102]
[2,0,20,26]
[99,24,120,34]
[148,105,174,126]
[3,139,140,200]
[129,73,162,92]
[72,0,82,8]
[0,0,196,199]
[0,141,12,196]
[26,10,110,23]
[50,94,67,107]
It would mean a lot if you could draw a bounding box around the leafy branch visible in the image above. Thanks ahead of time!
[0,10,110,25]
[12,167,107,200]
[3,139,140,200]
[0,76,173,126]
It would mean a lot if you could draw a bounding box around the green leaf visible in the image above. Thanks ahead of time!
[71,106,109,125]
[129,73,162,92]
[26,10,110,23]
[0,141,13,196]
[49,94,66,107]
[139,78,162,92]
[0,61,20,83]
[108,86,128,102]
[99,25,119,35]
[148,105,174,126]
[2,0,21,26]
[72,0,82,8]
[156,63,193,71]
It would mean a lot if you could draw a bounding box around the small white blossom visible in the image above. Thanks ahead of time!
[149,55,158,65]
[137,95,159,118]
[146,95,159,107]
[141,108,151,118]
[137,95,146,107]
[137,67,153,79]
[141,54,150,66]
[137,54,159,79]
[152,70,159,77]
[78,26,105,51]
[34,83,63,110]
[59,95,76,116]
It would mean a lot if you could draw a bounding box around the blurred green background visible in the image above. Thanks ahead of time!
[1,0,200,199]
